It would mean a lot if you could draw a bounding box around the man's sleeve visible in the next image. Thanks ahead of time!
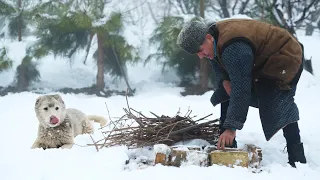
[220,41,254,130]
[209,59,229,86]
[209,59,230,106]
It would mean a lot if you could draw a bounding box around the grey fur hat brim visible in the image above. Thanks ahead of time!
[177,20,208,54]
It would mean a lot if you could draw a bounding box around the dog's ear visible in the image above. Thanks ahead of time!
[52,94,65,105]
[35,96,42,107]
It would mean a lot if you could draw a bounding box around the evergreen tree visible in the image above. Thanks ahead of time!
[146,16,215,88]
[0,0,39,90]
[26,0,138,92]
[0,0,32,41]
[0,47,13,73]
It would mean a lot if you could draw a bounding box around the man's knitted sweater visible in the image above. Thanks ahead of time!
[209,40,302,141]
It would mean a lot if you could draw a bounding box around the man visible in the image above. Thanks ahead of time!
[176,18,307,168]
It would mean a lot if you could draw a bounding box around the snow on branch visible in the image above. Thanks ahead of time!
[262,0,320,35]
[207,0,253,19]
[294,0,320,25]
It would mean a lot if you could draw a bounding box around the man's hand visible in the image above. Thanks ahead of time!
[217,129,236,150]
[223,80,231,96]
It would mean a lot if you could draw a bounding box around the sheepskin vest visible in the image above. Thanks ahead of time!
[214,19,302,89]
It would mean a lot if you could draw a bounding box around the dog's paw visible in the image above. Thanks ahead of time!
[60,143,74,149]
[31,141,40,149]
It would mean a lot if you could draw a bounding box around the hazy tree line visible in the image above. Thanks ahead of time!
[0,0,319,96]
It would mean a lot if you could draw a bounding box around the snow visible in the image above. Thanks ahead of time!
[1,61,320,179]
[216,14,253,21]
[154,144,172,155]
[1,1,320,179]
[183,151,209,167]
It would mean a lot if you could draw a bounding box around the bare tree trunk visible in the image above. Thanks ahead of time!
[83,32,95,64]
[199,0,209,90]
[305,24,314,36]
[147,2,158,24]
[18,0,22,42]
[260,0,265,20]
[96,33,105,90]
[16,60,29,91]
[111,46,134,95]
[218,0,230,18]
[18,68,28,90]
[305,10,319,36]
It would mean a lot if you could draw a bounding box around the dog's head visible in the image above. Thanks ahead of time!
[35,94,66,128]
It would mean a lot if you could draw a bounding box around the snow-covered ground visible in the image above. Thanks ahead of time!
[1,35,320,179]
[0,67,320,180]
[1,1,320,178]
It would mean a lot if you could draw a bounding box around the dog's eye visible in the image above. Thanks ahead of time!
[44,107,48,111]
[55,107,59,110]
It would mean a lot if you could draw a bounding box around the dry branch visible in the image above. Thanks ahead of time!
[91,89,221,149]
[95,108,220,149]
[89,134,99,152]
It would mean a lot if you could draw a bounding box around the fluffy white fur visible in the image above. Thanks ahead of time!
[31,94,107,149]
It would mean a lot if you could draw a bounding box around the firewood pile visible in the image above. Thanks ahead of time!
[90,95,221,150]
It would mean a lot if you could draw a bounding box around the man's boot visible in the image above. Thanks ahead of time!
[283,122,307,168]
[287,142,307,168]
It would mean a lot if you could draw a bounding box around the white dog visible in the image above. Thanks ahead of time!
[31,94,107,149]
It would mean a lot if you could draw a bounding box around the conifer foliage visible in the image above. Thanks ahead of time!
[25,0,138,91]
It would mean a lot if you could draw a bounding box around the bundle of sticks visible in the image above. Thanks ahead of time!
[89,94,221,150]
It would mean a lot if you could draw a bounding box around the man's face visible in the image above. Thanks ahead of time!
[197,34,214,60]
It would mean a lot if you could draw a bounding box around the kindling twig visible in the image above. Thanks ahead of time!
[92,93,220,149]
[89,134,99,152]
[94,110,220,149]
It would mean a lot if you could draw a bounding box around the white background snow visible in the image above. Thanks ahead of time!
[1,1,320,179]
